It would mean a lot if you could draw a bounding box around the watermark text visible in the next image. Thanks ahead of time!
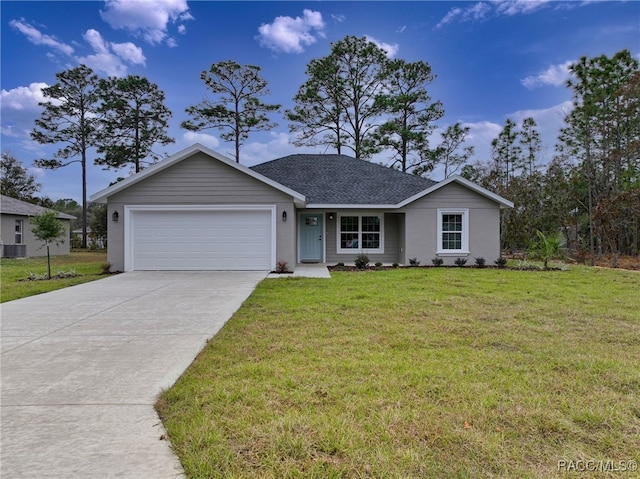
[557,459,637,473]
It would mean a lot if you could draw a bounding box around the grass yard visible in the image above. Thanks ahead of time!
[157,267,640,479]
[1,250,109,303]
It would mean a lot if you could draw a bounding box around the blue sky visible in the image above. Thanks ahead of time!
[1,0,638,202]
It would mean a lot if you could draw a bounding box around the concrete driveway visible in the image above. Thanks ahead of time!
[1,271,267,478]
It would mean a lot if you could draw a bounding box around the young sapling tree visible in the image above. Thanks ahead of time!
[31,211,66,279]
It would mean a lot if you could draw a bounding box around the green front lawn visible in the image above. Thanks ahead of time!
[1,250,109,302]
[157,267,639,478]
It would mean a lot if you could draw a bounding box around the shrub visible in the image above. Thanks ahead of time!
[26,269,78,281]
[409,257,420,267]
[454,257,468,267]
[474,257,486,268]
[354,254,369,270]
[275,261,289,273]
[54,269,78,279]
[514,260,542,271]
[101,262,112,274]
[528,230,566,270]
[494,257,508,268]
[431,257,444,267]
[392,263,399,268]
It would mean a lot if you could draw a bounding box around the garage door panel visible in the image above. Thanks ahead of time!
[129,209,273,270]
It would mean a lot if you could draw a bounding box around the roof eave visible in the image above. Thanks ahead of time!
[304,204,399,209]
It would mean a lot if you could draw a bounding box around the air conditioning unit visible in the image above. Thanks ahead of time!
[3,245,27,258]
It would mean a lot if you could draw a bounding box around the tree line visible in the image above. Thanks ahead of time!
[1,36,638,263]
[462,50,639,265]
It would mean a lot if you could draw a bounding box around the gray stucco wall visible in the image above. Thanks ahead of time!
[105,152,297,271]
[403,182,502,266]
[1,214,72,258]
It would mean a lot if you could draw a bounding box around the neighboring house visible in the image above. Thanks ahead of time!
[90,144,513,272]
[0,195,75,258]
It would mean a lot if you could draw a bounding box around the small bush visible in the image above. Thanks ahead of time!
[25,269,79,281]
[275,261,289,273]
[101,262,112,274]
[55,269,78,278]
[26,271,49,281]
[454,257,468,267]
[494,257,508,268]
[431,257,444,267]
[409,257,420,267]
[474,257,486,268]
[392,263,399,268]
[354,254,369,270]
[514,260,542,271]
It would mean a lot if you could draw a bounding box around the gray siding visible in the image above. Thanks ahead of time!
[404,182,502,265]
[1,214,72,258]
[106,152,297,271]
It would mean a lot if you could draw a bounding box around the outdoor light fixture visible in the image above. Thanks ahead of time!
[112,211,119,222]
[329,213,335,220]
[282,210,287,222]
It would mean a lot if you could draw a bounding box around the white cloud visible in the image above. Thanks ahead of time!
[9,19,74,55]
[257,9,325,54]
[241,132,315,166]
[331,14,346,23]
[437,0,559,28]
[462,120,503,162]
[511,100,573,164]
[494,0,552,16]
[181,131,220,151]
[0,83,56,149]
[84,28,109,54]
[467,2,492,21]
[451,101,574,170]
[0,82,50,111]
[365,35,399,58]
[110,42,146,65]
[100,0,192,46]
[521,60,573,89]
[77,29,146,76]
[436,7,463,29]
[437,3,491,28]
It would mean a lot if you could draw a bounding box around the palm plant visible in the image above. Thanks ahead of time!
[528,230,566,270]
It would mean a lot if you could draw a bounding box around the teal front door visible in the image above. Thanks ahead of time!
[299,213,323,263]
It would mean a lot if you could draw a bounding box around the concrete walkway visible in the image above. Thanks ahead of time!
[1,271,267,479]
[267,263,332,279]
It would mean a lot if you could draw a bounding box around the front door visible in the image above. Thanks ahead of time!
[299,213,323,263]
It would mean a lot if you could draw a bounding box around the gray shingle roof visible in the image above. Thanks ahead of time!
[251,154,437,205]
[0,195,76,220]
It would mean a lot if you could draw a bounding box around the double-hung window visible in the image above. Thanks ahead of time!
[437,209,469,255]
[15,220,24,244]
[338,215,383,253]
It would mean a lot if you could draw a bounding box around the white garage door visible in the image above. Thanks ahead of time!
[128,208,273,271]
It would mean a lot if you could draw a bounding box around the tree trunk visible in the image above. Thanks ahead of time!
[46,241,51,279]
[82,150,88,249]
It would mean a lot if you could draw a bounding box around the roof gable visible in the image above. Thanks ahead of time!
[251,154,437,205]
[89,144,306,204]
[0,195,76,219]
[399,175,514,209]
